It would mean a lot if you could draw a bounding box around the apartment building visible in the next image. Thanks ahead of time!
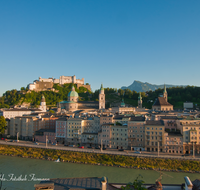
[100,115,113,125]
[164,131,183,154]
[56,118,68,144]
[110,124,128,149]
[177,119,200,154]
[145,120,165,152]
[81,132,98,147]
[35,129,56,144]
[128,116,145,151]
[98,124,111,148]
[66,118,82,145]
[82,117,100,133]
[10,116,39,140]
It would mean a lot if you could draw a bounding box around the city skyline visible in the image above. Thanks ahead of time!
[1,0,200,96]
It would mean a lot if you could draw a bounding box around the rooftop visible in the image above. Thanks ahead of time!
[153,97,172,106]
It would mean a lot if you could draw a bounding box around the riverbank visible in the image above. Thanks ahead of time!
[0,144,200,173]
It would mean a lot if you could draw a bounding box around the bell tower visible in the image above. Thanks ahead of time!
[163,84,168,102]
[40,94,47,112]
[99,84,105,109]
[138,92,142,108]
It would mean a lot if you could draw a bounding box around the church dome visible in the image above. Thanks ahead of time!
[68,85,79,97]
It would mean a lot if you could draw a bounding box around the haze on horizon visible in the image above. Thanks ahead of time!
[1,0,200,96]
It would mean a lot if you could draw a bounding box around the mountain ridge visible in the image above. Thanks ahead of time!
[121,80,185,92]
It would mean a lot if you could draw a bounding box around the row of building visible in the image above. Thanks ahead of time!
[1,84,200,155]
[4,110,200,155]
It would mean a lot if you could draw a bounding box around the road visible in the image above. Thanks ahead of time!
[0,140,199,161]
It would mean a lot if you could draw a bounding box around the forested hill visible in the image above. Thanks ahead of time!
[0,84,200,109]
[0,83,92,109]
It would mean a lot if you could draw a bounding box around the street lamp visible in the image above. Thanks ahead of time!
[17,132,19,142]
[193,142,196,158]
[46,135,48,147]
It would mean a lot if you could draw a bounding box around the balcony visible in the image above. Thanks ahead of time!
[73,129,81,135]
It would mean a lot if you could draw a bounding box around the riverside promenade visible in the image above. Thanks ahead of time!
[0,140,199,161]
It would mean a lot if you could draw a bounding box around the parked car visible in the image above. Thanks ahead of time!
[87,146,92,148]
[35,142,39,145]
[52,143,57,146]
[78,146,84,149]
[134,151,141,154]
[69,145,75,147]
[182,154,190,157]
[64,144,68,146]
[118,149,124,151]
[95,146,100,149]
[102,147,107,150]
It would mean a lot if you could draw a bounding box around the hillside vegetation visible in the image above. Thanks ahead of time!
[0,84,200,109]
[0,145,199,173]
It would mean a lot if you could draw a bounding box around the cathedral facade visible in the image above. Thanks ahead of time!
[59,84,105,112]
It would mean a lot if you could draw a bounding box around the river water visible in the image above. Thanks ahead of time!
[0,155,199,190]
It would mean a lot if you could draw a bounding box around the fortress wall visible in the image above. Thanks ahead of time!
[76,78,84,85]
[35,81,54,90]
[60,76,73,85]
[53,79,60,83]
[39,77,53,82]
[77,84,91,91]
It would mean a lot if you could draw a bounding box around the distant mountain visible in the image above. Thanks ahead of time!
[121,80,184,92]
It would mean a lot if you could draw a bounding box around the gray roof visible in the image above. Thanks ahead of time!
[146,120,164,125]
[130,116,145,121]
[37,177,104,190]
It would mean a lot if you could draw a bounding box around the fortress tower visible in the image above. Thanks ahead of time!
[99,84,105,109]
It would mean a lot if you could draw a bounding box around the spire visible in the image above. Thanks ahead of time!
[138,92,142,101]
[72,85,75,91]
[100,83,104,91]
[164,84,166,93]
[41,94,45,102]
[163,83,168,102]
[99,83,104,94]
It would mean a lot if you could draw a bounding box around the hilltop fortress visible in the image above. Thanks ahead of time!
[29,75,91,91]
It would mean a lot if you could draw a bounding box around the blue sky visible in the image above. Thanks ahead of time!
[1,0,200,96]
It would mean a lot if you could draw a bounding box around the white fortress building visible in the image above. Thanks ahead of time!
[39,75,84,85]
[28,75,91,92]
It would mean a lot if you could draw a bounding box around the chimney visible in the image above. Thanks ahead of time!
[101,176,107,190]
[184,176,193,190]
[155,181,162,190]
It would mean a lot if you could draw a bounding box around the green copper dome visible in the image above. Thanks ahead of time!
[68,85,79,97]
[121,98,125,107]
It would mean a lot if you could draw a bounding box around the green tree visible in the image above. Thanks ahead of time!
[121,175,147,190]
[49,110,55,114]
[0,116,7,136]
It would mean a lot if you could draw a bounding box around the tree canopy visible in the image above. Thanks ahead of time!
[0,116,7,135]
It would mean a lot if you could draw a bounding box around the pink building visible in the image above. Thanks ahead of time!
[56,118,67,143]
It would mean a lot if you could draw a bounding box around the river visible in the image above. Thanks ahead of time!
[0,155,199,190]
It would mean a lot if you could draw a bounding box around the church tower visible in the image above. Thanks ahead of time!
[99,84,105,109]
[163,84,168,102]
[138,92,142,108]
[40,94,47,112]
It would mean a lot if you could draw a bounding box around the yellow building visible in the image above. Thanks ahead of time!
[177,119,200,154]
[145,120,165,152]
